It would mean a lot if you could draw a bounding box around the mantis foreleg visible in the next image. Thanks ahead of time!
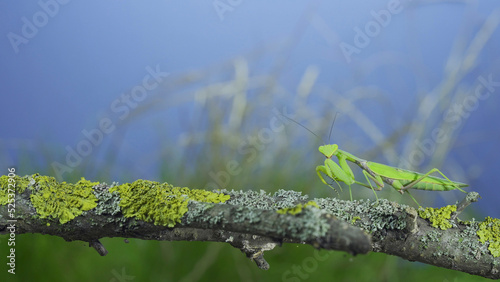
[316,158,356,199]
[316,165,342,195]
[336,155,355,200]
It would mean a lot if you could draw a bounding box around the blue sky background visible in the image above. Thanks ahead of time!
[1,1,500,218]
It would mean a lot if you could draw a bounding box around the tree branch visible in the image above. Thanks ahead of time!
[0,175,498,279]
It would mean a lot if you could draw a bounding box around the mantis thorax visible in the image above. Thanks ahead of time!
[319,144,338,158]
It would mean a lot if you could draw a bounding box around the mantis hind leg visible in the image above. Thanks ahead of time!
[405,190,421,207]
[361,170,380,202]
[400,168,466,193]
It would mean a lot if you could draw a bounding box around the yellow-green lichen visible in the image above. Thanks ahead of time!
[276,201,319,215]
[418,205,457,230]
[29,175,99,224]
[2,174,98,224]
[109,179,230,227]
[0,175,30,205]
[477,216,500,258]
[351,216,361,224]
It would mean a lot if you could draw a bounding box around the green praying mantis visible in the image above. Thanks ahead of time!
[284,114,468,206]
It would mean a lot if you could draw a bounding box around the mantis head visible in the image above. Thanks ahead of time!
[319,144,338,158]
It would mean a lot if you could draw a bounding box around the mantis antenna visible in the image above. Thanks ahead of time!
[327,112,339,144]
[280,112,343,194]
[280,114,325,144]
[281,112,340,145]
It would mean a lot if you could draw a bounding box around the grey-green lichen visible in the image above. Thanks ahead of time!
[223,189,308,210]
[276,202,330,241]
[92,183,121,216]
[477,216,500,258]
[453,219,490,261]
[183,202,226,226]
[221,190,330,241]
[418,205,457,230]
[1,174,99,224]
[420,230,441,250]
[315,197,408,236]
[109,179,230,227]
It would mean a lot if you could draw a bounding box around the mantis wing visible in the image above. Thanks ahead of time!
[366,162,468,191]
